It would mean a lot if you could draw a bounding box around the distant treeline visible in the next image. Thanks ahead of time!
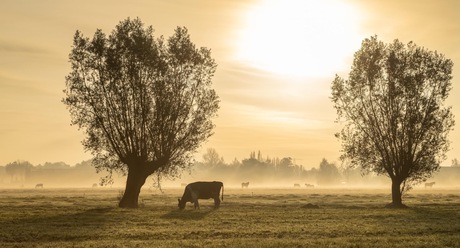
[1,151,459,188]
[179,149,387,187]
[0,160,104,188]
[181,149,460,188]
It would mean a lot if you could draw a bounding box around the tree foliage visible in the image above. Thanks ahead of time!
[202,148,224,167]
[331,36,454,206]
[452,158,459,167]
[63,18,219,207]
[317,158,340,186]
[5,160,33,182]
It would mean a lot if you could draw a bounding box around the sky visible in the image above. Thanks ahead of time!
[1,0,459,168]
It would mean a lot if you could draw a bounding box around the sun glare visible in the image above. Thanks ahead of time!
[237,0,362,77]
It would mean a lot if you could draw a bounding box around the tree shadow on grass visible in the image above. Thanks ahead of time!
[0,207,114,243]
[160,209,214,220]
[410,205,460,220]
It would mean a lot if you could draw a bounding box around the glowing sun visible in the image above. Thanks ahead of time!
[237,0,362,77]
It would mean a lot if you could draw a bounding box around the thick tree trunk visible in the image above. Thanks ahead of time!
[119,166,148,208]
[391,180,402,205]
[387,178,407,208]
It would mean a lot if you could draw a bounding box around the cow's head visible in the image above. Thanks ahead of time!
[178,198,186,210]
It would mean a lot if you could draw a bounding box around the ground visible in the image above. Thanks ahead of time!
[0,187,459,247]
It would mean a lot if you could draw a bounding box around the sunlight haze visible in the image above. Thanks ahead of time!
[0,0,459,169]
[236,0,363,77]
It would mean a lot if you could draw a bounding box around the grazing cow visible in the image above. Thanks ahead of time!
[425,182,436,188]
[178,181,224,210]
[294,183,301,187]
[305,183,314,188]
[35,183,43,188]
[241,182,250,188]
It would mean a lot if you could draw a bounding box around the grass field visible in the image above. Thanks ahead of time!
[0,187,459,247]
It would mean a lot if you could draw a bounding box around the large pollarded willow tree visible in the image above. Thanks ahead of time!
[63,18,219,208]
[331,36,454,207]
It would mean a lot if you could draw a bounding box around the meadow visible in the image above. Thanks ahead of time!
[0,187,459,247]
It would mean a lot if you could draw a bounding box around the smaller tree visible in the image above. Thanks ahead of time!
[202,148,224,167]
[278,157,293,168]
[230,158,241,167]
[452,158,459,167]
[317,158,341,186]
[331,36,454,207]
[5,160,33,183]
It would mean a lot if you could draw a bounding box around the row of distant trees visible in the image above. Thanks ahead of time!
[0,160,100,187]
[189,148,460,188]
[1,151,459,188]
[0,154,333,187]
[189,148,386,187]
[0,152,369,187]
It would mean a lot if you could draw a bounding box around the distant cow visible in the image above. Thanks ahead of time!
[294,183,301,187]
[241,182,249,188]
[35,183,43,188]
[178,181,224,210]
[305,183,314,188]
[92,183,98,188]
[425,182,436,188]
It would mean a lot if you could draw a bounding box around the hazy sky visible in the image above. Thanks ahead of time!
[1,0,459,168]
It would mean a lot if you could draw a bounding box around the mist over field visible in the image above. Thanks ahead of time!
[1,156,459,190]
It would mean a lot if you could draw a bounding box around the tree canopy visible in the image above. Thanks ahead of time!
[63,18,219,207]
[331,36,454,207]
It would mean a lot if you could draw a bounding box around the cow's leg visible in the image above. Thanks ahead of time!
[214,196,221,209]
[191,191,199,209]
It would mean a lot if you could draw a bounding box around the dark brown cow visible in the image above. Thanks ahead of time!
[241,182,249,188]
[178,181,224,210]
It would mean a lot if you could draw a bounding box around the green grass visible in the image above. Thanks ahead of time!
[0,188,459,247]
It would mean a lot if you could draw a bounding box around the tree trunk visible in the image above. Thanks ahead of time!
[387,178,407,208]
[119,166,148,208]
[391,179,402,205]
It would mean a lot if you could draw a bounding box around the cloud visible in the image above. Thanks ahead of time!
[0,73,57,98]
[0,40,52,56]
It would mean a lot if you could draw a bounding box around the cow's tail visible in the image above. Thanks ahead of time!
[221,182,224,201]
